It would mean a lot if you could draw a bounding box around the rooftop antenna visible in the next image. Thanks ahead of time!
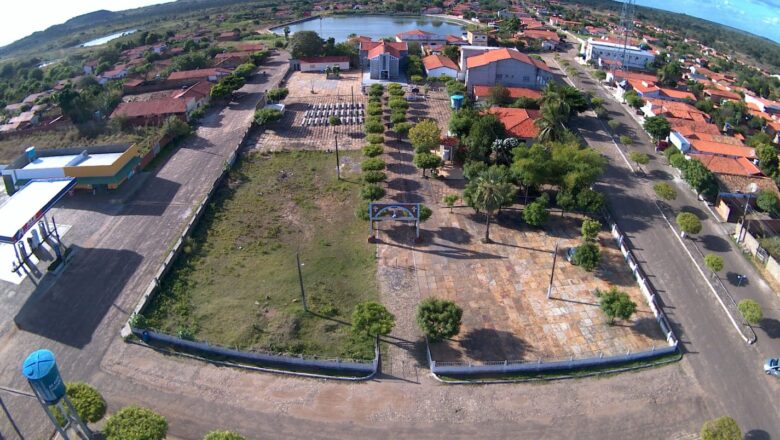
[618,0,636,71]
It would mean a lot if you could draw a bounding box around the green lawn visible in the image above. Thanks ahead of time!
[143,150,379,360]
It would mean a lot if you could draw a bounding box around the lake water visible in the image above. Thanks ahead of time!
[275,15,465,42]
[81,29,138,47]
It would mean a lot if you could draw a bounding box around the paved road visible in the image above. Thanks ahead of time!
[549,45,780,436]
[0,51,291,438]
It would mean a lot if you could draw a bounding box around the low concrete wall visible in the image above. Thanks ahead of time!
[767,256,780,284]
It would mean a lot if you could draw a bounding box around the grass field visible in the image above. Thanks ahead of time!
[143,150,379,360]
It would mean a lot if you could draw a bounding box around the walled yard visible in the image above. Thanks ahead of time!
[142,150,379,360]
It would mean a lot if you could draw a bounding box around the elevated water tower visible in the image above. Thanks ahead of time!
[22,349,93,439]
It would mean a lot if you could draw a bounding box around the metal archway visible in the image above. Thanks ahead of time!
[368,202,421,240]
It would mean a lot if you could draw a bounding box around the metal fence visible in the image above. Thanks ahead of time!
[428,207,680,376]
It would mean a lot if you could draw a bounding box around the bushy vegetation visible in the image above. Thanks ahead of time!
[104,406,167,440]
[415,298,463,342]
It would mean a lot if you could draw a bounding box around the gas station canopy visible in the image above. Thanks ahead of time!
[0,179,75,244]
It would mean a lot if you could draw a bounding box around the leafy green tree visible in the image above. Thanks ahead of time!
[53,383,106,424]
[360,184,385,200]
[104,406,167,440]
[415,298,463,342]
[556,190,576,215]
[657,61,683,86]
[523,194,549,227]
[361,158,386,172]
[653,182,677,200]
[700,416,741,440]
[676,212,702,238]
[289,31,324,58]
[161,116,192,139]
[755,143,779,177]
[738,299,763,325]
[364,120,384,134]
[443,194,459,213]
[204,432,247,440]
[581,218,601,242]
[573,242,600,271]
[704,254,724,276]
[233,63,256,78]
[393,122,413,140]
[597,287,637,324]
[682,159,718,198]
[413,152,443,177]
[362,171,387,183]
[487,84,512,106]
[329,115,342,126]
[466,114,506,162]
[362,144,384,157]
[607,119,620,131]
[254,108,283,125]
[283,26,290,41]
[352,301,395,338]
[756,189,779,214]
[409,119,441,153]
[442,45,459,61]
[643,115,671,143]
[449,108,477,137]
[619,135,633,145]
[576,188,605,213]
[624,90,645,109]
[266,87,289,102]
[470,166,517,242]
[446,80,467,97]
[539,82,588,118]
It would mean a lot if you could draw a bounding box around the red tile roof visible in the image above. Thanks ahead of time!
[690,139,756,159]
[171,81,212,101]
[111,99,187,119]
[423,54,459,71]
[521,29,560,42]
[396,29,434,38]
[488,107,540,139]
[466,48,552,73]
[473,85,542,100]
[363,41,408,59]
[168,68,232,81]
[688,154,761,176]
[658,88,696,101]
[704,88,741,101]
[299,55,350,64]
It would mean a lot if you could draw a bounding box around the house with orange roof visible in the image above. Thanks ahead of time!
[472,85,542,104]
[745,94,780,116]
[518,29,560,50]
[359,39,408,80]
[671,130,755,159]
[423,55,459,79]
[688,154,761,177]
[704,88,741,104]
[395,29,447,45]
[445,35,468,46]
[464,48,553,92]
[642,98,709,122]
[488,107,540,141]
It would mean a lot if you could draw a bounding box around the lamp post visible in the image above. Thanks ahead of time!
[737,183,758,243]
[547,241,559,300]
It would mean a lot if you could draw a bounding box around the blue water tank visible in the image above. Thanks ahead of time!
[25,146,37,161]
[450,94,464,109]
[22,349,66,404]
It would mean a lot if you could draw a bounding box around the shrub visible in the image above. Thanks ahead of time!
[388,98,408,111]
[581,218,601,242]
[619,135,633,145]
[629,151,649,166]
[66,383,106,423]
[573,242,600,271]
[329,115,341,126]
[669,153,687,169]
[419,204,433,221]
[523,195,549,227]
[443,193,459,212]
[362,170,387,183]
[415,298,463,342]
[597,287,637,324]
[738,299,763,325]
[365,115,382,125]
[390,111,406,124]
[365,134,384,144]
[607,119,620,131]
[254,108,283,125]
[594,106,608,119]
[352,301,395,339]
[361,158,386,171]
[701,416,742,440]
[756,189,779,213]
[393,122,413,139]
[364,120,384,134]
[104,406,167,440]
[664,146,682,162]
[204,432,247,440]
[653,182,677,200]
[362,144,384,157]
[676,212,702,236]
[266,87,289,102]
[367,104,383,116]
[355,200,370,220]
[360,183,385,200]
[410,74,424,84]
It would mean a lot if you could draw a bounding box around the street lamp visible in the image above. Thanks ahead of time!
[737,183,758,243]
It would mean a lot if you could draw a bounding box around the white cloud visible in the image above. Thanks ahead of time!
[763,16,780,25]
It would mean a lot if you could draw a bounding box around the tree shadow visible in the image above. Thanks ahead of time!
[648,168,673,181]
[386,162,417,175]
[386,177,421,192]
[434,226,472,244]
[759,318,780,338]
[725,271,749,287]
[458,328,530,362]
[631,316,666,340]
[699,234,731,252]
[744,430,771,440]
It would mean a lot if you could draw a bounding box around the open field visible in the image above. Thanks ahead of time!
[142,150,379,360]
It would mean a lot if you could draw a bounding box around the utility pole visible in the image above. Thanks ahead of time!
[335,130,341,180]
[547,242,559,299]
[296,253,308,311]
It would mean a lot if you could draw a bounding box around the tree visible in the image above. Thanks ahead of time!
[704,254,724,276]
[466,114,506,162]
[607,119,620,131]
[738,299,763,325]
[254,108,283,125]
[676,212,702,238]
[581,218,601,242]
[104,406,167,440]
[409,119,441,153]
[57,383,106,423]
[393,122,413,140]
[443,194,459,213]
[523,194,549,227]
[487,84,512,107]
[628,152,649,170]
[643,116,671,143]
[352,301,395,339]
[573,242,600,271]
[470,166,518,242]
[361,158,386,172]
[415,298,463,342]
[360,183,385,200]
[266,87,289,102]
[576,188,605,213]
[449,108,477,137]
[535,102,568,143]
[204,432,246,440]
[756,189,779,214]
[283,26,290,41]
[442,45,459,62]
[362,144,384,157]
[364,120,384,134]
[161,115,192,139]
[446,80,467,97]
[289,31,324,58]
[682,159,718,198]
[701,416,741,440]
[653,182,677,200]
[619,135,633,145]
[233,62,255,78]
[597,287,637,324]
[413,152,443,177]
[755,143,779,177]
[362,171,387,183]
[657,61,683,86]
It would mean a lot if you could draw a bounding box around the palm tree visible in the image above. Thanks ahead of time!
[471,166,518,243]
[535,100,568,143]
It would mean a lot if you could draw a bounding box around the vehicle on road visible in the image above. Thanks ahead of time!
[764,358,780,377]
[565,247,576,263]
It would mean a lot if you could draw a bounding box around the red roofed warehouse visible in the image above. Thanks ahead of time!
[465,48,553,93]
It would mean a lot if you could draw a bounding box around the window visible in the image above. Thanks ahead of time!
[523,76,530,82]
[496,74,503,80]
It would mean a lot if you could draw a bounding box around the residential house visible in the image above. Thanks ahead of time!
[83,60,98,75]
[585,38,655,70]
[422,55,459,79]
[235,42,266,52]
[99,64,129,84]
[704,88,741,104]
[110,99,188,125]
[607,69,657,86]
[497,9,530,19]
[214,51,254,69]
[396,29,447,46]
[625,79,695,102]
[488,107,540,142]
[167,68,232,85]
[745,94,780,116]
[217,30,240,42]
[642,98,709,122]
[171,81,212,114]
[298,56,350,72]
[549,17,581,29]
[359,40,408,80]
[584,26,608,36]
[466,30,488,45]
[519,29,560,51]
[670,131,755,159]
[445,35,468,46]
[472,85,541,104]
[520,17,546,31]
[464,48,553,92]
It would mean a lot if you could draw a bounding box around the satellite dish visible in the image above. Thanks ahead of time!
[747,183,759,194]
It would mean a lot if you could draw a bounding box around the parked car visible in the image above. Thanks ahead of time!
[764,358,780,377]
[565,247,576,263]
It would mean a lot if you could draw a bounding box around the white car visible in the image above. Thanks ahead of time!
[764,358,780,377]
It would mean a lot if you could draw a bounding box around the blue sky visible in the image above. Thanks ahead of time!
[635,0,780,43]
